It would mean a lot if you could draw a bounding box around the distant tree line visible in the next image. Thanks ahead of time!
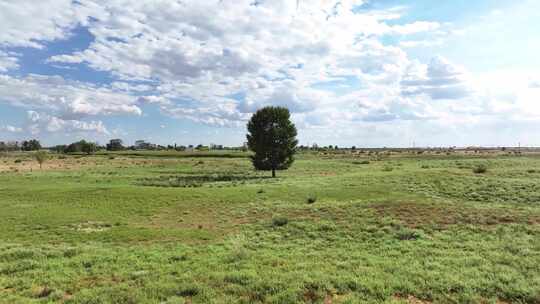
[0,139,42,152]
[53,140,97,154]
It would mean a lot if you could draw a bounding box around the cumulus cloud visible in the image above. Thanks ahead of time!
[0,0,93,48]
[0,50,18,72]
[0,74,142,119]
[41,0,445,126]
[401,56,472,100]
[26,110,109,135]
[2,0,535,145]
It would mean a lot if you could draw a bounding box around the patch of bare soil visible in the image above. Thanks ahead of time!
[0,157,96,172]
[67,221,112,233]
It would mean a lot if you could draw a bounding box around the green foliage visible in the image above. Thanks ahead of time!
[382,164,394,171]
[21,139,41,151]
[65,140,97,154]
[246,106,298,177]
[473,164,488,174]
[271,216,289,227]
[34,151,48,169]
[352,160,370,165]
[0,152,539,303]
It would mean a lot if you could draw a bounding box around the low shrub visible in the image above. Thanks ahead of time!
[272,217,288,227]
[472,164,488,174]
[352,160,370,165]
[382,165,394,172]
[306,196,317,204]
[176,285,200,297]
[396,228,423,241]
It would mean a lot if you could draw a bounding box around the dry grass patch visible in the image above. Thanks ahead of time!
[371,201,540,230]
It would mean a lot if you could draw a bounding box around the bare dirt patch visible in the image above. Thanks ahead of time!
[0,157,96,173]
[67,221,112,233]
[0,155,160,173]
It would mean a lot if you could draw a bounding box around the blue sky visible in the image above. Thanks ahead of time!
[1,0,539,147]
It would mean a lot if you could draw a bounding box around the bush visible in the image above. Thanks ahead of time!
[396,228,423,241]
[472,164,488,174]
[352,160,370,165]
[306,196,317,204]
[382,165,394,172]
[272,217,288,227]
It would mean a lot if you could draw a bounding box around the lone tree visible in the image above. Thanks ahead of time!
[246,106,298,177]
[34,150,48,170]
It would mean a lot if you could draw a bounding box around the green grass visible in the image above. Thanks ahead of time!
[0,152,539,303]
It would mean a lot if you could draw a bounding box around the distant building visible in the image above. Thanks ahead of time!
[134,140,157,150]
[110,139,123,146]
[106,139,124,151]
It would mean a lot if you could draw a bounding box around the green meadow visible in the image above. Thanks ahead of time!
[0,151,539,303]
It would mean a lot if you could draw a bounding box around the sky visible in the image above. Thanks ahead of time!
[0,0,539,147]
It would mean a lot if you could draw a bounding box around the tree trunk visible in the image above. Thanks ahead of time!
[272,167,276,178]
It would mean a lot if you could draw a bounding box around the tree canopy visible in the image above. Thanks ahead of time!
[34,150,48,169]
[246,106,298,177]
[21,139,41,151]
[65,140,97,154]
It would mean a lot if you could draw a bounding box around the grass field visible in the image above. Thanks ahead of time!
[0,151,539,303]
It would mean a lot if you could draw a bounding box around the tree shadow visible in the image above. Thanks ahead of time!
[137,173,272,188]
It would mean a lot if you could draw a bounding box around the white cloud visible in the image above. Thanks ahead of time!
[0,50,18,72]
[0,0,93,48]
[401,56,472,100]
[26,110,109,135]
[42,0,444,126]
[0,124,22,133]
[389,21,440,35]
[1,0,537,145]
[0,74,142,119]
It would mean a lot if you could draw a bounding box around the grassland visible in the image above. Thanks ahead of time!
[0,151,539,303]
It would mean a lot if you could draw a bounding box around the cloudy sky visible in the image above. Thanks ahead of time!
[0,0,539,147]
